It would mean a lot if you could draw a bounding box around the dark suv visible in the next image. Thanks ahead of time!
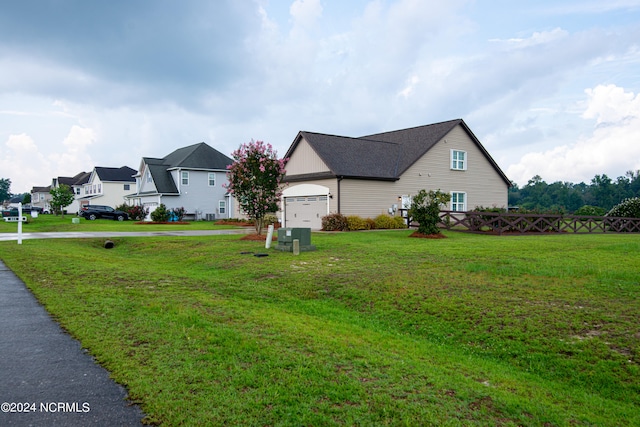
[79,205,129,221]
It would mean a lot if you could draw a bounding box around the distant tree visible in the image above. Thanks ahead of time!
[0,178,11,202]
[22,193,31,204]
[408,189,451,235]
[49,184,75,218]
[225,140,287,235]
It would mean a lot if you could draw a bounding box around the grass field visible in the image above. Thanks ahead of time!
[0,213,245,233]
[0,225,638,426]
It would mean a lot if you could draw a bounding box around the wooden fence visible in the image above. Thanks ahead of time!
[437,211,640,235]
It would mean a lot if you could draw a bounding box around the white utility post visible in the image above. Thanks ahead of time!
[265,224,274,249]
[17,202,23,245]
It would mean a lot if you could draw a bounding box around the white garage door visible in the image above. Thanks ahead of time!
[285,196,327,229]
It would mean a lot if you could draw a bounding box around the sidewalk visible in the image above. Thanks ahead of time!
[0,260,146,426]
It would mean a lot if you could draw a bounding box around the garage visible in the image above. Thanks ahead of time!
[284,195,328,229]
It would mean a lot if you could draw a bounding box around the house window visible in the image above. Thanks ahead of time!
[124,184,130,191]
[181,171,189,186]
[451,192,466,211]
[146,170,152,183]
[208,173,216,186]
[451,150,466,170]
[218,200,226,214]
[98,183,102,193]
[75,188,80,195]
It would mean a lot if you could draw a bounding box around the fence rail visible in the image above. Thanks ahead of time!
[438,210,640,234]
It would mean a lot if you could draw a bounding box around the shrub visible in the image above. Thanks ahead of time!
[393,215,408,229]
[263,214,279,226]
[606,197,640,218]
[346,215,370,231]
[322,213,348,231]
[374,214,398,229]
[170,207,186,221]
[365,218,376,230]
[150,204,170,222]
[574,205,606,217]
[116,204,149,221]
[408,189,451,235]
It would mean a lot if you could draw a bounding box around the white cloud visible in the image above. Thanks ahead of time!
[0,126,97,194]
[507,84,640,185]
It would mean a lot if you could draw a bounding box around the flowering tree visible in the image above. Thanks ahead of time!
[225,140,287,235]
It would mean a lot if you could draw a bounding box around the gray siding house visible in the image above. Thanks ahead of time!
[126,142,234,220]
[281,119,511,229]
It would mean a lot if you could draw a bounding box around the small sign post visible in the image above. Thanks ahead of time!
[17,202,23,245]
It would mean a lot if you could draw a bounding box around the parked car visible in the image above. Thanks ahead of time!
[79,205,129,221]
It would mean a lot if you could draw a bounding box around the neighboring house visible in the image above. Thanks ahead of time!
[30,186,52,213]
[52,172,91,214]
[126,142,234,220]
[280,118,511,230]
[77,166,137,210]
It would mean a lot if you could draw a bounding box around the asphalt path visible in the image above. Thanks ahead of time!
[0,260,146,426]
[0,228,252,426]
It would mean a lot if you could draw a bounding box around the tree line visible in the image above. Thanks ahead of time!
[509,171,640,214]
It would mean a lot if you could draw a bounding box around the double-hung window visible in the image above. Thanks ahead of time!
[218,200,226,214]
[181,171,189,186]
[451,192,466,211]
[451,150,466,170]
[208,173,216,186]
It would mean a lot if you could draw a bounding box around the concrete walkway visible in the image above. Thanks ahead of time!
[0,260,146,426]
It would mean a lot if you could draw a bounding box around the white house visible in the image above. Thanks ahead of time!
[77,166,137,209]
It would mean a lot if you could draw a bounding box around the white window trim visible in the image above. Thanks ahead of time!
[181,171,189,186]
[451,191,467,212]
[208,172,216,187]
[450,149,467,171]
[218,200,226,214]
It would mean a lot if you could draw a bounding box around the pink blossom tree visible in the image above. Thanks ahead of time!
[225,140,287,235]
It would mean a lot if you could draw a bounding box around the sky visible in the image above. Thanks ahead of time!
[1,0,640,194]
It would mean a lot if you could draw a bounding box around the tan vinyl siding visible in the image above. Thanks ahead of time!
[339,180,397,218]
[339,125,508,217]
[398,125,508,209]
[285,138,331,175]
[281,124,508,221]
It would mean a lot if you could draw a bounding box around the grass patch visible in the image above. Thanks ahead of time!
[0,214,242,233]
[0,231,639,425]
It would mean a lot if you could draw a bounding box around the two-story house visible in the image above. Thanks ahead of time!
[126,142,234,220]
[77,166,137,210]
[280,119,511,229]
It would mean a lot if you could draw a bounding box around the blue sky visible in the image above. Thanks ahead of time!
[1,0,639,193]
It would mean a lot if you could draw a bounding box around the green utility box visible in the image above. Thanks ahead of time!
[275,227,316,252]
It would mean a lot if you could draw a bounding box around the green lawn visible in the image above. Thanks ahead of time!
[0,213,245,233]
[0,229,638,426]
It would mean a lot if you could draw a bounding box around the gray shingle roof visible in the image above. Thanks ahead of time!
[94,166,136,182]
[285,119,510,185]
[142,142,232,194]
